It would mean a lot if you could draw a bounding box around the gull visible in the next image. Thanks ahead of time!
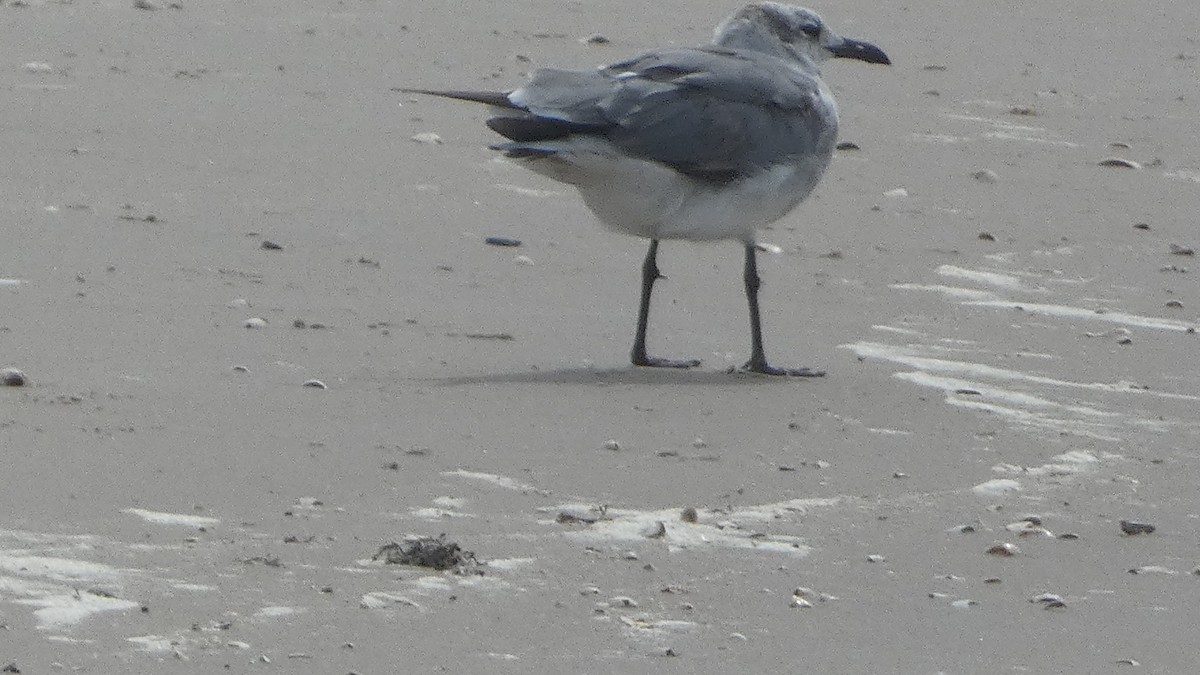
[405,3,890,375]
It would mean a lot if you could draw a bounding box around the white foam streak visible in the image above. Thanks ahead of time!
[936,265,1029,290]
[963,300,1196,332]
[122,508,220,528]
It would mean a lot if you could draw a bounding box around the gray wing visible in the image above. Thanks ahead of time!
[505,47,835,181]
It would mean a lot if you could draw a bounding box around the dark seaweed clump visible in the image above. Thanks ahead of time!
[373,534,479,572]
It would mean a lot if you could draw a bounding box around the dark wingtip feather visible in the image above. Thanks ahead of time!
[487,116,606,143]
[490,143,559,159]
[400,88,520,109]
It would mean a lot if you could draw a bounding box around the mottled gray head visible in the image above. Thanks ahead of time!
[713,3,890,67]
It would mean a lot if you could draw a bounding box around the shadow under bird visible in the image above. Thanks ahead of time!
[405,2,890,375]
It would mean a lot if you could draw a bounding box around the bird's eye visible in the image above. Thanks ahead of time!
[800,23,821,38]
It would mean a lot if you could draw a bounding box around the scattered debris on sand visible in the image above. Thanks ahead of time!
[373,535,479,572]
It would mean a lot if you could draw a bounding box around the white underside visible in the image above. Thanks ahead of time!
[508,136,834,243]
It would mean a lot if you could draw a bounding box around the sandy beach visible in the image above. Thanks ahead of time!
[2,0,1199,672]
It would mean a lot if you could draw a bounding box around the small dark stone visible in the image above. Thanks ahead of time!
[0,368,27,387]
[836,141,860,151]
[261,239,284,250]
[485,236,522,247]
[978,232,996,241]
[1119,520,1155,535]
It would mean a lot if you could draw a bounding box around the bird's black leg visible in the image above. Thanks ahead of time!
[741,243,825,377]
[630,239,701,369]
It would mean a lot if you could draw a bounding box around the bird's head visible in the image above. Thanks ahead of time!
[714,3,890,67]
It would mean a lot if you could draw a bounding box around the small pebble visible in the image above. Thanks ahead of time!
[1128,565,1176,576]
[1031,593,1068,609]
[244,317,267,329]
[972,478,1021,497]
[1,368,27,387]
[866,554,886,563]
[883,187,908,198]
[1097,157,1141,169]
[987,542,1020,557]
[514,255,535,266]
[789,588,817,608]
[410,132,443,145]
[972,169,998,183]
[610,596,638,608]
[1132,222,1150,230]
[582,33,610,45]
[603,439,621,451]
[977,232,996,241]
[680,507,698,523]
[1169,244,1195,256]
[1006,520,1053,538]
[485,236,521,247]
[641,521,667,539]
[302,379,328,389]
[950,599,978,609]
[1119,520,1156,535]
[261,240,284,251]
[836,141,860,151]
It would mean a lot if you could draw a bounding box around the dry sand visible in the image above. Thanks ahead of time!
[2,0,1199,672]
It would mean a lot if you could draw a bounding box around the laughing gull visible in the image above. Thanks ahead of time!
[406,3,889,375]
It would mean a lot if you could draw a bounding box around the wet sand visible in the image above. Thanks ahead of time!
[2,0,1199,672]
